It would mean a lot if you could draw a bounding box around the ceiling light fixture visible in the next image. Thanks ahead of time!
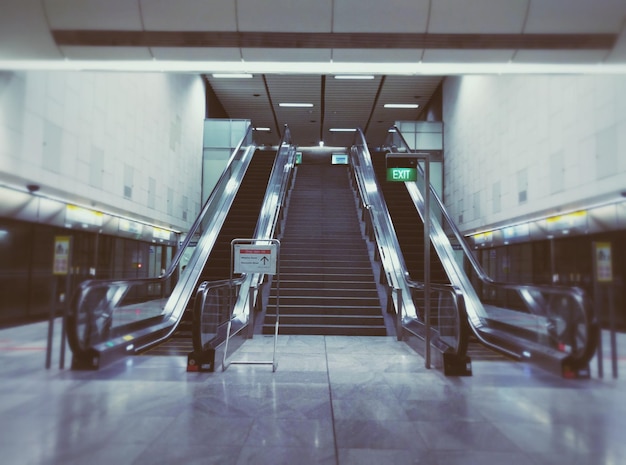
[212,73,253,78]
[254,127,271,131]
[329,128,356,132]
[384,103,419,109]
[334,75,375,80]
[279,103,313,108]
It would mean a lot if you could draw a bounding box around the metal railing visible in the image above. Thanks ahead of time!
[190,126,296,370]
[385,127,597,369]
[66,125,258,367]
[349,128,468,360]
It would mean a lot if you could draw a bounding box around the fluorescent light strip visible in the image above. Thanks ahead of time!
[334,75,375,80]
[254,127,271,131]
[329,128,356,132]
[384,103,419,109]
[212,73,253,78]
[279,103,313,108]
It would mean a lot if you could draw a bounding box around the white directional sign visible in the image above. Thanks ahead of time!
[233,243,278,274]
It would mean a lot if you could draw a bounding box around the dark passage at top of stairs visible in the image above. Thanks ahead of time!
[263,156,386,336]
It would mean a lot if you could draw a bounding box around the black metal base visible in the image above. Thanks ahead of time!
[187,349,215,372]
[443,353,473,376]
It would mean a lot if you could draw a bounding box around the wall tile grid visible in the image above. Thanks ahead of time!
[443,74,626,232]
[0,70,205,231]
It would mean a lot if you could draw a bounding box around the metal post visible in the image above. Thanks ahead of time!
[595,282,604,379]
[609,286,618,379]
[396,288,402,341]
[45,278,58,369]
[423,154,431,369]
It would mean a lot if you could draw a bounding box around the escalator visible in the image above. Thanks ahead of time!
[140,150,277,355]
[66,126,295,369]
[371,151,448,285]
[370,127,597,376]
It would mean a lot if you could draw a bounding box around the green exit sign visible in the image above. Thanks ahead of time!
[387,167,417,182]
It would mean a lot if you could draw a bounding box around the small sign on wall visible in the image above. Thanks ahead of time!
[593,241,613,283]
[53,236,71,275]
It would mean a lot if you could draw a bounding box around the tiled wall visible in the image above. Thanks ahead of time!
[443,75,626,233]
[0,70,205,231]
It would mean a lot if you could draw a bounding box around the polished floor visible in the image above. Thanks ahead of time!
[0,320,625,465]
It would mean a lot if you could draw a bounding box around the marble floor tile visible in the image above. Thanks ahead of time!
[1,324,625,465]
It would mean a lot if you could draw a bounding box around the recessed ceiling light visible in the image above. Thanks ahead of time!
[279,103,314,108]
[384,103,419,109]
[329,128,356,132]
[334,75,375,80]
[212,73,253,78]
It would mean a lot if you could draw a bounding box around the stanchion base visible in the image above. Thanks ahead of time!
[443,353,473,376]
[187,350,215,372]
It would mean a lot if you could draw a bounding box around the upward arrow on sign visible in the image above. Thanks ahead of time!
[260,256,269,264]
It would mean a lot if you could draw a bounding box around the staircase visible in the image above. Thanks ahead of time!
[142,149,276,355]
[263,158,386,336]
[371,150,449,284]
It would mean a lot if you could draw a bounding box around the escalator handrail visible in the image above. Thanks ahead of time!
[191,126,297,354]
[388,125,590,295]
[388,126,597,364]
[351,128,467,356]
[67,125,257,358]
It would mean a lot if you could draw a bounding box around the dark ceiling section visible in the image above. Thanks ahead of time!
[52,30,617,50]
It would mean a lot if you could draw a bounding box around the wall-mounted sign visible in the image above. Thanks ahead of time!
[387,167,417,182]
[53,236,71,275]
[331,153,348,165]
[65,205,103,227]
[593,242,613,283]
[153,227,171,241]
[119,218,143,235]
[546,210,587,233]
[386,153,418,182]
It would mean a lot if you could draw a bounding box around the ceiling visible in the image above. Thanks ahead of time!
[1,0,626,147]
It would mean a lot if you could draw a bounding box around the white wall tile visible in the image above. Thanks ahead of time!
[0,70,205,231]
[444,75,626,232]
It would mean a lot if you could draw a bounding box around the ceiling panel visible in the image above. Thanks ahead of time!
[525,0,626,33]
[323,76,381,131]
[332,49,423,63]
[0,1,61,60]
[207,74,280,145]
[60,46,153,60]
[266,75,322,146]
[45,0,143,30]
[237,0,333,32]
[423,49,515,63]
[151,47,241,61]
[368,75,442,142]
[513,50,610,64]
[140,0,237,31]
[606,28,626,63]
[241,48,331,62]
[428,0,528,34]
[333,0,429,33]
